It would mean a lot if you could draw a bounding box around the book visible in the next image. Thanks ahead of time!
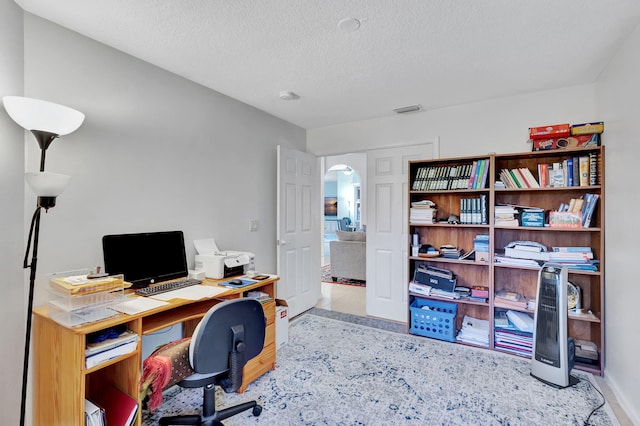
[468,160,478,189]
[92,384,138,426]
[549,163,564,187]
[551,246,592,252]
[572,156,580,187]
[566,157,574,186]
[508,169,524,188]
[505,310,534,332]
[579,156,589,186]
[538,163,549,188]
[504,247,550,261]
[478,160,488,189]
[589,152,597,185]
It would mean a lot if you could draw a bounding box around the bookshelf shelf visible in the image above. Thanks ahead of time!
[407,146,605,376]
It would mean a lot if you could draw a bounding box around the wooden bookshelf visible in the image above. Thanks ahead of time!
[407,146,605,376]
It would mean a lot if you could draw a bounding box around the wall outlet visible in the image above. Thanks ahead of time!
[250,219,259,231]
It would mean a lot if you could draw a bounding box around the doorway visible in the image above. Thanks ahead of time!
[317,154,367,317]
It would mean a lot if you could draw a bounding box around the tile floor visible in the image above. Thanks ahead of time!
[315,281,366,317]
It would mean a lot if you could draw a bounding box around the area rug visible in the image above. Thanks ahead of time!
[321,264,366,286]
[143,312,618,426]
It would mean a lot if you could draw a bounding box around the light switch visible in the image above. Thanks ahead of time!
[250,220,259,231]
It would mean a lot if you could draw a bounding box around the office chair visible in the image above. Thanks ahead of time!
[159,298,266,426]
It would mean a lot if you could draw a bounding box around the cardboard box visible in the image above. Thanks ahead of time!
[531,133,600,151]
[275,299,289,349]
[571,122,604,135]
[520,210,545,227]
[529,123,570,140]
[475,251,489,263]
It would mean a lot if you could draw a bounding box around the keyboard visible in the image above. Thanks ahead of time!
[135,279,202,297]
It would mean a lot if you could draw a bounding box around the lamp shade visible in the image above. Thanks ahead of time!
[3,96,85,136]
[25,172,71,197]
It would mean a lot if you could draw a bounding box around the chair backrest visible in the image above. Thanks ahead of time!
[189,298,266,377]
[337,218,349,231]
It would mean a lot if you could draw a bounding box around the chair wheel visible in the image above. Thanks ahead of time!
[252,405,263,417]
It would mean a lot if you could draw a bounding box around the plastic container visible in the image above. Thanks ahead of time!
[410,298,457,342]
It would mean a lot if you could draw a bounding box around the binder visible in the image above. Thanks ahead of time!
[85,398,105,426]
[93,384,139,426]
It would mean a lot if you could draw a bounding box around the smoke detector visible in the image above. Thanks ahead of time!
[279,91,300,101]
[338,18,361,32]
[393,104,423,114]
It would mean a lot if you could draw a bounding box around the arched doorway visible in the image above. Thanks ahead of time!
[317,158,366,316]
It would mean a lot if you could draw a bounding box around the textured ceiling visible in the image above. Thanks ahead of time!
[15,0,640,130]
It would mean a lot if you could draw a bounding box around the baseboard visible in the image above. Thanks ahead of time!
[604,370,639,425]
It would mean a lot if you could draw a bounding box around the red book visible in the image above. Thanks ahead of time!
[93,384,138,426]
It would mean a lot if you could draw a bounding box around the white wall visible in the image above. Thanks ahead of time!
[308,83,638,422]
[0,2,26,425]
[308,85,597,159]
[22,13,306,310]
[595,23,640,424]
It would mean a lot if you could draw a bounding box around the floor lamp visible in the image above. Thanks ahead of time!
[2,96,85,426]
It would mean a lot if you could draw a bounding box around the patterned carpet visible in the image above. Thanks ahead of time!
[143,310,618,426]
[321,264,366,286]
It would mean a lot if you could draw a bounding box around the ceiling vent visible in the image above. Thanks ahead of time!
[393,104,423,114]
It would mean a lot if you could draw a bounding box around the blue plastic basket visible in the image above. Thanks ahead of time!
[409,298,457,342]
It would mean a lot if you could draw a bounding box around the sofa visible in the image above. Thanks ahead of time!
[329,230,366,281]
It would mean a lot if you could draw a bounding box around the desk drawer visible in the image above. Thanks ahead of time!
[240,342,275,392]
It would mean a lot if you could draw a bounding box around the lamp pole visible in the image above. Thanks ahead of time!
[20,206,42,426]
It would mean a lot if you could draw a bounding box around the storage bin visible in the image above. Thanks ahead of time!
[410,298,457,342]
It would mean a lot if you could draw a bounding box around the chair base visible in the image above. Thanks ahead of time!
[159,383,262,426]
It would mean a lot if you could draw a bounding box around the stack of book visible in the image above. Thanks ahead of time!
[498,168,540,189]
[548,246,598,272]
[456,315,489,347]
[439,245,462,259]
[494,204,519,227]
[494,290,529,310]
[410,200,437,224]
[494,310,534,357]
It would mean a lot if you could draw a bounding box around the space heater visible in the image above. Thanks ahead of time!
[531,263,578,388]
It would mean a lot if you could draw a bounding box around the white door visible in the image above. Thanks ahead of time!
[277,146,321,318]
[366,142,438,322]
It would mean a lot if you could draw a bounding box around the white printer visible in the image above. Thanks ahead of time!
[193,238,255,279]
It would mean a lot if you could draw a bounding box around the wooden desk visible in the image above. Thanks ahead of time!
[32,276,279,426]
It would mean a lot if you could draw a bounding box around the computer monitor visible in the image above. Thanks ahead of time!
[102,230,188,288]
